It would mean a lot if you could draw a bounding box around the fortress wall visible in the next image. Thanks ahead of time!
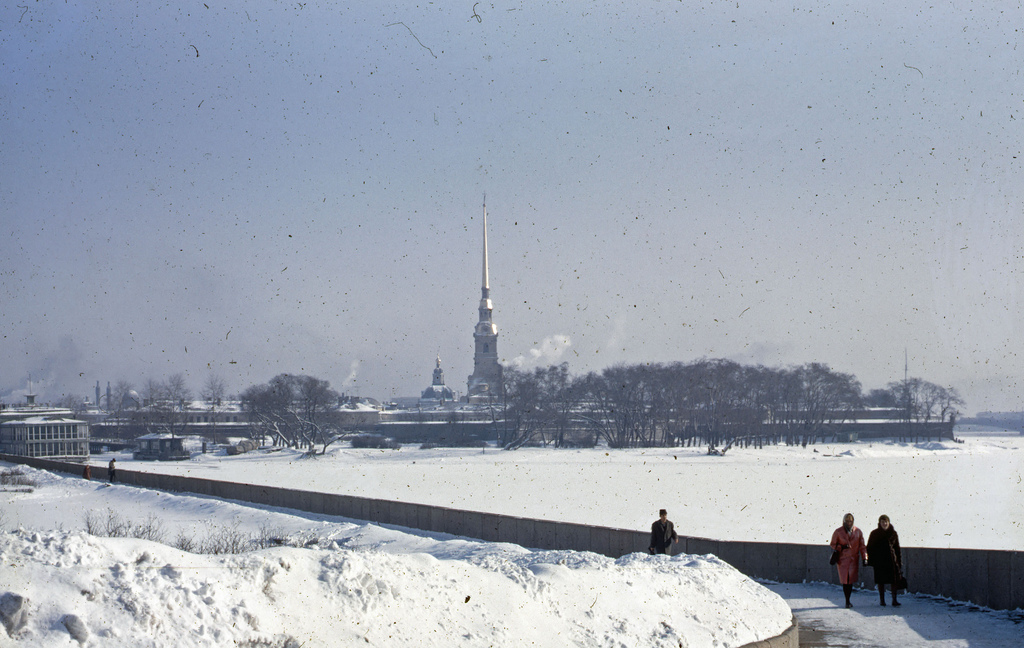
[4,452,1020,612]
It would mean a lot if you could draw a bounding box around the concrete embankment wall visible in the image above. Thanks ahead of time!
[4,453,1021,613]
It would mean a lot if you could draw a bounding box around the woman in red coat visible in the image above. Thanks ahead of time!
[830,512,867,608]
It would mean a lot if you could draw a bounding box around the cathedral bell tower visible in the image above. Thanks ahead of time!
[467,197,503,402]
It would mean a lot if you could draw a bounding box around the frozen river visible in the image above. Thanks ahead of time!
[95,427,1024,551]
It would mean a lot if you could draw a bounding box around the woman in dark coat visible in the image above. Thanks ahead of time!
[867,514,903,607]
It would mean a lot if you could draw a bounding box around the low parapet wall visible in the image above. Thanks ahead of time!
[4,453,1021,612]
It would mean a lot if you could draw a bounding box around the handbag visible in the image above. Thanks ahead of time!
[897,574,908,590]
[829,549,840,565]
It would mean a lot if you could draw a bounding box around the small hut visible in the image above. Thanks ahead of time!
[133,433,189,461]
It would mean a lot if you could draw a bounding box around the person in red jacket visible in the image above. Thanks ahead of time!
[830,512,867,608]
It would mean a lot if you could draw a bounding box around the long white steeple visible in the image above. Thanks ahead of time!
[478,196,494,319]
[481,195,490,299]
[468,195,502,402]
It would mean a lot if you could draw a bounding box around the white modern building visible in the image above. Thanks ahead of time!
[0,415,89,459]
[1,390,90,460]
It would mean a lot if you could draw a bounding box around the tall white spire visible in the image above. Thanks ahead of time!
[481,195,490,296]
[468,195,502,402]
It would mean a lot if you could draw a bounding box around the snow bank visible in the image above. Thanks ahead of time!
[1,530,790,647]
[0,467,791,647]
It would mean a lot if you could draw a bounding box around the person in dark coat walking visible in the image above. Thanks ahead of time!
[867,514,903,607]
[108,458,116,483]
[649,509,678,554]
[82,464,91,480]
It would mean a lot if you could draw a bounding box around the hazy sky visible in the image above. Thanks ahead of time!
[2,1,1022,413]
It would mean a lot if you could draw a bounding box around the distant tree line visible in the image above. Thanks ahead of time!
[77,373,233,441]
[83,371,350,453]
[493,359,963,450]
[76,359,963,453]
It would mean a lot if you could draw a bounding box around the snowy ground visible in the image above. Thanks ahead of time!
[1,465,790,647]
[91,425,1024,551]
[772,581,1024,648]
[3,427,1022,646]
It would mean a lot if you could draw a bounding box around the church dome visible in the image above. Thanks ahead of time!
[420,355,455,405]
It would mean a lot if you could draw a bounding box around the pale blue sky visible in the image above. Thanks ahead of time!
[2,1,1022,412]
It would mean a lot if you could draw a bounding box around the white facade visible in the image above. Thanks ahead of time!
[0,416,89,459]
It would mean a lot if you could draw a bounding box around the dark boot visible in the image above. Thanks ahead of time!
[843,584,853,608]
[878,584,886,606]
[891,583,901,607]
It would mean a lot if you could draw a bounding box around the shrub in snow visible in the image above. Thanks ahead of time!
[83,509,286,555]
[61,614,89,644]
[0,467,37,489]
[237,634,301,648]
[173,529,197,553]
[84,508,166,543]
[0,592,27,637]
[172,523,283,554]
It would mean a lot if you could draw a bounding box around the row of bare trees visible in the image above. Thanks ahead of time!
[60,374,228,415]
[80,374,230,439]
[867,378,965,426]
[494,359,963,450]
[72,362,963,452]
[70,369,351,452]
[66,371,349,452]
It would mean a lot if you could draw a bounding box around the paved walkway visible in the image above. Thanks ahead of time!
[763,582,1024,647]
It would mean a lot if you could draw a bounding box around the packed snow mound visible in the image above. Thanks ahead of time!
[1,528,789,647]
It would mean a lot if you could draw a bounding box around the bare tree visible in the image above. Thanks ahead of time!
[583,364,658,448]
[241,374,342,454]
[241,381,294,447]
[496,366,546,449]
[165,373,192,404]
[887,377,925,439]
[57,394,88,416]
[142,377,164,405]
[201,374,227,404]
[105,380,136,439]
[937,385,965,424]
[795,363,862,444]
[295,375,341,453]
[132,374,192,438]
[109,380,136,410]
[678,358,745,449]
[863,388,897,408]
[884,378,964,440]
[536,363,585,447]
